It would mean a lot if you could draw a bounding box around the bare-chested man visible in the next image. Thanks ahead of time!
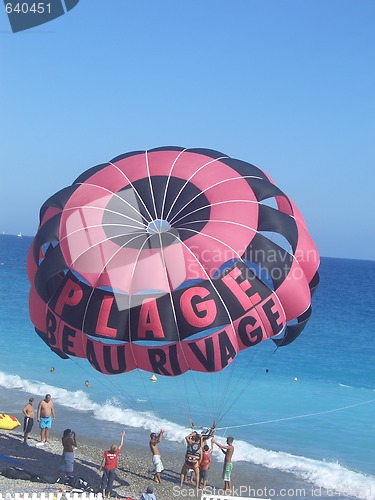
[22,397,35,444]
[149,429,164,483]
[37,394,56,443]
[213,436,234,494]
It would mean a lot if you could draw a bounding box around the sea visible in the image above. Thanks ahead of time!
[0,234,374,499]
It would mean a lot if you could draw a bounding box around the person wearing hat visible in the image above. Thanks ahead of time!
[140,485,157,500]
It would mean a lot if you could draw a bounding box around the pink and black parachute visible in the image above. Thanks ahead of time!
[28,147,320,376]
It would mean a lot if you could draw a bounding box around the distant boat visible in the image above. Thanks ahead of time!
[17,232,23,238]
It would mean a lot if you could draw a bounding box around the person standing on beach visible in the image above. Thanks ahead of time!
[199,438,214,491]
[37,394,56,443]
[99,431,125,499]
[149,430,164,483]
[180,431,202,491]
[22,397,34,445]
[213,436,234,494]
[59,429,77,478]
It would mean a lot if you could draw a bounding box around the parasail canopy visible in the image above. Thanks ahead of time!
[28,147,320,376]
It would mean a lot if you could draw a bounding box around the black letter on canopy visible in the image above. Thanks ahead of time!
[148,349,172,376]
[238,315,263,346]
[103,345,127,374]
[218,331,237,369]
[86,339,102,373]
[46,310,57,346]
[188,338,215,372]
[262,298,281,334]
[62,325,76,355]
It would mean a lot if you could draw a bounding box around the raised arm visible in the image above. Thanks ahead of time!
[118,431,125,450]
[185,432,195,444]
[213,440,230,453]
[157,429,164,443]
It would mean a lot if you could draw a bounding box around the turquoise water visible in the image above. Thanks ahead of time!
[0,235,374,498]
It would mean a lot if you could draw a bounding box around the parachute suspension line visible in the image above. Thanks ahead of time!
[180,371,195,427]
[164,154,229,222]
[43,228,136,414]
[174,226,260,421]
[133,366,159,418]
[40,269,142,410]
[214,319,277,421]
[174,226,286,423]
[218,344,278,423]
[172,233,242,423]
[84,230,158,414]
[169,175,263,226]
[159,148,188,222]
[217,345,278,424]
[67,203,157,416]
[214,344,260,423]
[215,398,375,431]
[145,152,195,424]
[68,356,139,411]
[155,230,213,425]
[158,162,223,424]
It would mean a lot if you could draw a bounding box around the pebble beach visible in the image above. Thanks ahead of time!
[1,430,179,499]
[0,428,236,499]
[0,428,358,500]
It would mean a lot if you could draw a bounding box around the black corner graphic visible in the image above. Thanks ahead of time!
[4,0,80,33]
[63,0,79,12]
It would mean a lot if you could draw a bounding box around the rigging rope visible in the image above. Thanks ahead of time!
[215,398,375,431]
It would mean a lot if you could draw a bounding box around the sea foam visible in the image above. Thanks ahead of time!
[1,370,374,499]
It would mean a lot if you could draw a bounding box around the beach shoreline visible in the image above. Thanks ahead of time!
[0,428,357,500]
[1,427,250,499]
[0,385,364,500]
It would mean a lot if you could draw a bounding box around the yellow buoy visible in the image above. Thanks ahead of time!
[150,374,157,382]
[0,413,21,430]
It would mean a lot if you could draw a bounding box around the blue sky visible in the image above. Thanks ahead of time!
[1,0,374,260]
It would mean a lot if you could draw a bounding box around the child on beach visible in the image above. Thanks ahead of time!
[199,438,214,491]
[99,432,125,499]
